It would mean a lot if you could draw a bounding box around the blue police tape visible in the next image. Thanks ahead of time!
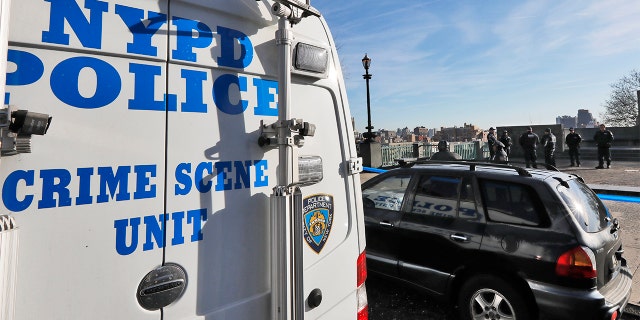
[363,166,387,173]
[597,194,640,203]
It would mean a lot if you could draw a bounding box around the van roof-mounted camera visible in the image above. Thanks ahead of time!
[0,105,52,155]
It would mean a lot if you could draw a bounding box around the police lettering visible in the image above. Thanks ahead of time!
[5,0,279,116]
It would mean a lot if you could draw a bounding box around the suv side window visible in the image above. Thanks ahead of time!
[480,180,544,226]
[362,174,412,211]
[459,176,478,219]
[411,175,461,218]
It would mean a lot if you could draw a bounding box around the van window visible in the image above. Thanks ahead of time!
[481,180,543,226]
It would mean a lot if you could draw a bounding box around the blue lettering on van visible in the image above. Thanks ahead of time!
[2,170,35,212]
[51,57,122,108]
[253,78,278,116]
[7,1,269,114]
[41,0,253,66]
[1,161,267,212]
[115,4,167,56]
[114,209,207,255]
[181,69,208,113]
[172,17,213,62]
[5,50,44,86]
[128,63,177,111]
[1,164,158,212]
[42,0,108,49]
[213,74,248,115]
[216,26,253,68]
[174,160,268,195]
[6,49,276,114]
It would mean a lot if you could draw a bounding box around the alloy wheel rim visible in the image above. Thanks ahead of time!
[468,288,516,320]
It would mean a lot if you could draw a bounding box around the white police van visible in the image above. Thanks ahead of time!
[0,0,368,319]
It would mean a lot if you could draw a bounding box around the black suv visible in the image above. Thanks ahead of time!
[362,161,632,320]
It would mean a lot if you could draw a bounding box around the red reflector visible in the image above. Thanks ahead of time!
[610,310,618,320]
[357,305,369,320]
[555,246,597,279]
[357,251,367,287]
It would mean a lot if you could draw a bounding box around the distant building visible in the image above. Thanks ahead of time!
[432,123,482,142]
[414,126,429,137]
[577,109,597,128]
[556,115,577,129]
[378,129,398,143]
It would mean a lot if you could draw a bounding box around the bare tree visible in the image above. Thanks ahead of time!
[600,70,639,127]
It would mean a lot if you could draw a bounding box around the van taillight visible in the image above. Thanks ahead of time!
[357,250,368,320]
[555,246,597,279]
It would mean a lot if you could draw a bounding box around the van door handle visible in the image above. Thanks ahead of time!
[450,234,468,242]
[379,221,394,227]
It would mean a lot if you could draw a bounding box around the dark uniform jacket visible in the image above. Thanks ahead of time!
[519,131,539,150]
[499,134,512,149]
[565,132,582,148]
[593,130,614,148]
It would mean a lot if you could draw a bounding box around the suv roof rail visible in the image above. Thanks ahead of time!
[394,158,533,177]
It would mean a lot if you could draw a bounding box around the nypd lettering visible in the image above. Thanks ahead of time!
[303,194,333,254]
[5,0,279,116]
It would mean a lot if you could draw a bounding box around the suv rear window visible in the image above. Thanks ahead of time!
[557,179,609,233]
[480,180,544,226]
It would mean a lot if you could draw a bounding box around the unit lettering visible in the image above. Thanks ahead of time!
[114,209,207,256]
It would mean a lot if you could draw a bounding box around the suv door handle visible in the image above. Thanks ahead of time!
[450,234,468,242]
[379,221,394,227]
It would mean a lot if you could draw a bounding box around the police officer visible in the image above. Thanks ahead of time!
[541,128,556,169]
[594,124,614,169]
[565,127,582,167]
[499,130,512,157]
[487,127,497,160]
[430,140,462,161]
[519,127,539,168]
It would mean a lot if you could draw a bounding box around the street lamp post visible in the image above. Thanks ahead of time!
[362,54,375,142]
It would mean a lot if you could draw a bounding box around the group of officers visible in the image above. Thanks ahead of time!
[431,124,615,169]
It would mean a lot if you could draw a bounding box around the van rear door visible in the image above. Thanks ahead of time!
[161,1,365,318]
[3,0,169,318]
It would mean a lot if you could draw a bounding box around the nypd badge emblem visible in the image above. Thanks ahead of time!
[303,194,334,254]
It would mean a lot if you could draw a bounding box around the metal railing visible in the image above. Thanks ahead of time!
[380,142,490,167]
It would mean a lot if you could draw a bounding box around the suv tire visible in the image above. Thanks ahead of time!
[457,275,531,320]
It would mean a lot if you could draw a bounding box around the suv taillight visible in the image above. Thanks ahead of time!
[357,250,368,320]
[555,246,597,279]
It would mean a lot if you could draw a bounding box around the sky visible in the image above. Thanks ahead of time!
[312,0,640,133]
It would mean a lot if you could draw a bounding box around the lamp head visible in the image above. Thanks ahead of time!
[362,54,371,70]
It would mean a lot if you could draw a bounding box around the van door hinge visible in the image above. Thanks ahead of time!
[347,157,363,175]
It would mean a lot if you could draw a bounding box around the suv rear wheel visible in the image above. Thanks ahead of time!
[457,275,531,320]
